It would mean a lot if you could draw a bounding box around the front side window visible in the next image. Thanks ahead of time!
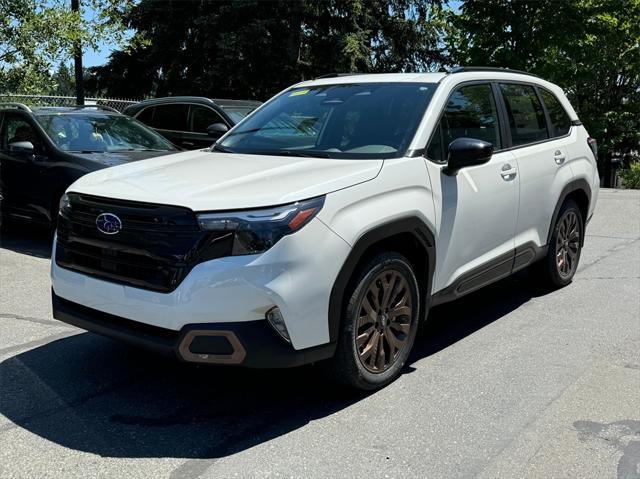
[218,83,437,159]
[500,83,548,146]
[426,83,501,162]
[190,105,225,133]
[0,115,43,151]
[35,114,177,152]
[539,88,572,137]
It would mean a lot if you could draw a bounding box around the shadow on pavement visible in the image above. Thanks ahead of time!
[0,267,549,459]
[0,221,53,259]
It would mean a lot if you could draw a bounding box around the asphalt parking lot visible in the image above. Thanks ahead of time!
[0,188,638,479]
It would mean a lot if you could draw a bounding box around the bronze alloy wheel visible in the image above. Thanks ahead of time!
[355,269,413,373]
[555,210,580,278]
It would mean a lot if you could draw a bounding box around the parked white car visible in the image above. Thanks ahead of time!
[51,68,599,389]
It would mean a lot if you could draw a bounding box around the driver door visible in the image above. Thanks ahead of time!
[0,113,49,222]
[424,82,519,296]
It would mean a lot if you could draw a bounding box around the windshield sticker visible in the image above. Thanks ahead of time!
[289,89,310,97]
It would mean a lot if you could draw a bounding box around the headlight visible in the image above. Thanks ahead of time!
[59,193,71,217]
[196,196,325,255]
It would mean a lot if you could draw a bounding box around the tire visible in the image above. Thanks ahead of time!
[330,251,420,390]
[535,198,584,288]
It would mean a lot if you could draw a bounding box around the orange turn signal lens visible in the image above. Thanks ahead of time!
[288,208,318,230]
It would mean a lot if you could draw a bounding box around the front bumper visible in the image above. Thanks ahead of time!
[51,217,352,350]
[52,291,335,368]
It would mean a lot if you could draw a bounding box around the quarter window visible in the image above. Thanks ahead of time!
[426,83,501,162]
[539,88,572,137]
[500,84,548,146]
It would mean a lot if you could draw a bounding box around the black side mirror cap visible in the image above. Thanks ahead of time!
[444,138,494,175]
[206,123,229,137]
[8,141,35,154]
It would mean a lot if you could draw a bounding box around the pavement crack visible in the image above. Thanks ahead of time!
[0,312,66,328]
[578,237,640,274]
[0,330,78,357]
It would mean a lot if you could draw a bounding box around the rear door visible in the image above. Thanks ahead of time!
[498,83,574,251]
[424,82,519,295]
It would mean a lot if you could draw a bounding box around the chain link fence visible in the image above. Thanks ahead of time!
[0,94,139,113]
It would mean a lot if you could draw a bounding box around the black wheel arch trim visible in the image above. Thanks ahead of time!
[328,217,436,342]
[546,179,591,247]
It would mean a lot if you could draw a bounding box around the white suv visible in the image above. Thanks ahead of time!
[51,68,599,390]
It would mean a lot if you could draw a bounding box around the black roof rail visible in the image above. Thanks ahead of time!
[315,73,363,79]
[0,102,32,112]
[450,66,542,79]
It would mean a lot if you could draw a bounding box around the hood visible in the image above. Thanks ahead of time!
[71,149,176,167]
[68,149,383,211]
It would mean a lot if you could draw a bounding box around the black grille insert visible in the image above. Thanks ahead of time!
[55,194,233,293]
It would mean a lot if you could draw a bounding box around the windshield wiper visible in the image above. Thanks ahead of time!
[275,150,331,158]
[244,149,331,158]
[212,143,235,153]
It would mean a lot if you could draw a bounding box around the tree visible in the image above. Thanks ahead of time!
[446,0,640,183]
[0,0,137,94]
[86,0,448,100]
[51,61,75,96]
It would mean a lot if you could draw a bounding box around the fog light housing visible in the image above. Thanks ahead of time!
[266,307,290,343]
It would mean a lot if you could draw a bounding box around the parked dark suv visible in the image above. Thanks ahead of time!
[0,103,177,229]
[123,97,261,149]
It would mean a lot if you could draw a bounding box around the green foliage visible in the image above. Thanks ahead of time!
[0,0,137,94]
[619,159,640,189]
[446,0,640,165]
[85,0,448,99]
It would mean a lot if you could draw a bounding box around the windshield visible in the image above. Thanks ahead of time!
[218,83,437,159]
[35,114,177,153]
[221,105,258,123]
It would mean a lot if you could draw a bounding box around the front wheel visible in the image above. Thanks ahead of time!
[330,252,420,390]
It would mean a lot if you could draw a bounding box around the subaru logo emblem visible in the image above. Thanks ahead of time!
[96,213,122,235]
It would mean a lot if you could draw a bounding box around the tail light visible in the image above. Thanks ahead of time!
[587,137,598,160]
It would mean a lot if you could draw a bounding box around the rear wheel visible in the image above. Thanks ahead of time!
[330,252,420,390]
[536,199,583,288]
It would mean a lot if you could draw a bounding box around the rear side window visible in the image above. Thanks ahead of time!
[500,84,548,146]
[150,104,189,131]
[426,83,501,162]
[539,88,572,137]
[190,105,225,133]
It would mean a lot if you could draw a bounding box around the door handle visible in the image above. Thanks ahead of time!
[182,141,194,147]
[554,150,566,165]
[500,163,517,180]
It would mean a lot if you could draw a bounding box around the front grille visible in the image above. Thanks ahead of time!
[55,193,234,293]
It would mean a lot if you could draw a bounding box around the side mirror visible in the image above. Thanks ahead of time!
[206,123,229,137]
[8,141,35,156]
[444,138,493,175]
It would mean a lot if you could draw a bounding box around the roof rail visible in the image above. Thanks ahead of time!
[450,66,541,79]
[75,104,120,113]
[315,73,363,79]
[0,102,32,112]
[34,104,120,113]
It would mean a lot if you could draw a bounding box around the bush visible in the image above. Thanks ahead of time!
[619,160,640,190]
